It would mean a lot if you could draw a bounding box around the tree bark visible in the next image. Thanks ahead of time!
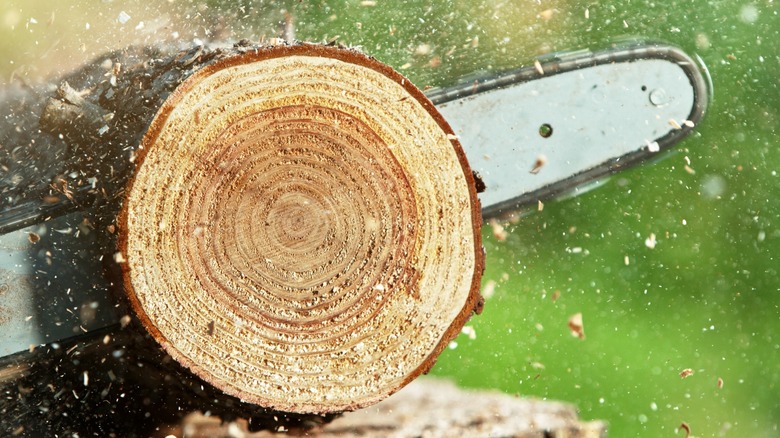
[1,40,485,435]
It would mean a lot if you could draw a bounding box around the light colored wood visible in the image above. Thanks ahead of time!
[119,44,484,414]
[172,378,607,437]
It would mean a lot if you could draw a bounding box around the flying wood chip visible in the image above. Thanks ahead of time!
[568,312,585,340]
[118,44,484,414]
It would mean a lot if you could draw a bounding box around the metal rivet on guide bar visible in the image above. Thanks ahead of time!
[649,88,669,106]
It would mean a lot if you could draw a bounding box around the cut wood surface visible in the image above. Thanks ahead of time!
[170,378,607,438]
[119,43,484,413]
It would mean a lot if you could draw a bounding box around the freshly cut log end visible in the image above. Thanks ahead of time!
[118,43,484,414]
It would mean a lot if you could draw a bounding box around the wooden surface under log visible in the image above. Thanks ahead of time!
[167,378,607,438]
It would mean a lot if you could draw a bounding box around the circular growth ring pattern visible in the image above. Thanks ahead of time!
[119,44,483,413]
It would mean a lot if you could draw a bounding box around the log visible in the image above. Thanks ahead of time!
[118,43,484,414]
[0,41,485,435]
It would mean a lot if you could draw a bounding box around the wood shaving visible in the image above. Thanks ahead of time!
[489,219,508,241]
[679,368,694,379]
[646,140,660,152]
[679,422,691,438]
[482,279,496,300]
[568,313,585,339]
[414,44,431,56]
[530,154,547,174]
[461,326,476,340]
[534,59,544,75]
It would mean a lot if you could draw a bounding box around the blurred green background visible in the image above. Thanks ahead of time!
[2,0,777,436]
